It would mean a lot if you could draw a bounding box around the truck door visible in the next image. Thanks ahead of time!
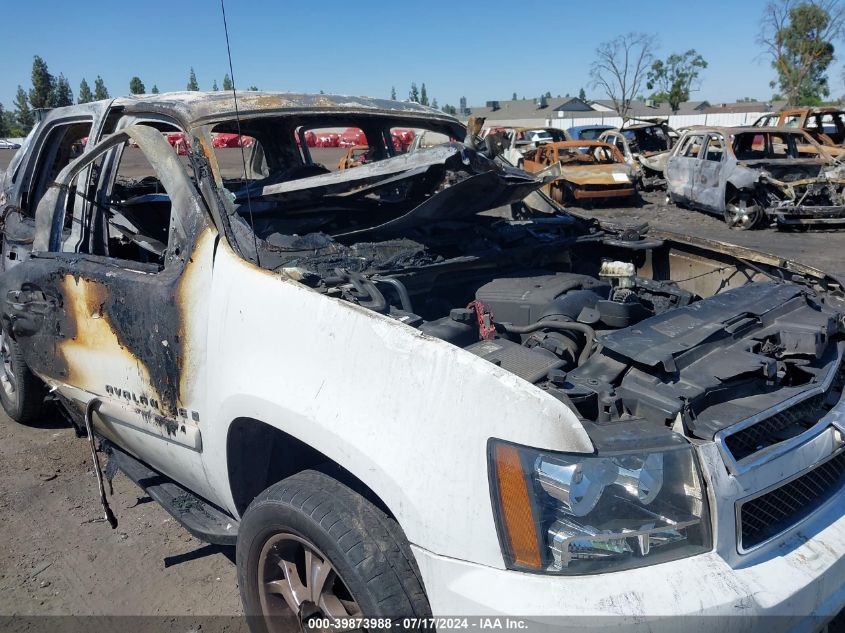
[0,125,217,502]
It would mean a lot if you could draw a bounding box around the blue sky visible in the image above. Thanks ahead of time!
[0,0,816,110]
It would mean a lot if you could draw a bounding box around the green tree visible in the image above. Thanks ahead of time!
[3,111,23,137]
[544,91,552,99]
[78,78,93,104]
[14,86,34,133]
[578,87,587,101]
[223,74,233,91]
[248,85,258,91]
[420,83,429,106]
[441,104,457,115]
[512,92,517,100]
[129,76,145,95]
[646,49,708,113]
[212,79,219,91]
[93,76,110,100]
[432,97,438,109]
[187,67,199,91]
[409,82,420,103]
[53,74,74,107]
[391,86,397,100]
[151,84,160,94]
[29,55,55,110]
[760,0,845,106]
[0,104,8,137]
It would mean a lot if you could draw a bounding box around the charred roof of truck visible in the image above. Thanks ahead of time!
[98,91,463,130]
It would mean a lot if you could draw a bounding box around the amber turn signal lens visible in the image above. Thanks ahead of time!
[493,443,542,569]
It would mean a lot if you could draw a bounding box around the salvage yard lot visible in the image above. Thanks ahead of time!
[0,145,844,622]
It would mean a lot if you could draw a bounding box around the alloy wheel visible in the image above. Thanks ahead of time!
[258,532,362,633]
[0,331,18,405]
[725,197,763,230]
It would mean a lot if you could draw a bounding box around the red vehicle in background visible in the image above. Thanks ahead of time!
[314,131,340,147]
[166,132,190,155]
[212,133,255,148]
[339,128,367,148]
[392,128,416,152]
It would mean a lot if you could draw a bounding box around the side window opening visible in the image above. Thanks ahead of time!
[681,135,704,158]
[100,141,174,267]
[26,120,93,214]
[704,135,724,162]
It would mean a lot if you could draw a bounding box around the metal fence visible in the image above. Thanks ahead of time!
[546,111,768,131]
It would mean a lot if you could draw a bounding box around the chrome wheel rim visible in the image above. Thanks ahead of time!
[258,533,362,633]
[725,198,761,229]
[0,331,17,404]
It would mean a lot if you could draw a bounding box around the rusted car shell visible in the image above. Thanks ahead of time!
[338,145,369,170]
[753,107,845,156]
[597,128,672,190]
[522,140,635,203]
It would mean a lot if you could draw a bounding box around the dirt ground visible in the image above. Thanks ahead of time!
[0,409,244,622]
[1,149,845,626]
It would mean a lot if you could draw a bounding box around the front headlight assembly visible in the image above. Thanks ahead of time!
[488,439,711,574]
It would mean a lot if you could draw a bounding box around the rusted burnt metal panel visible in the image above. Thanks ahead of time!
[111,91,460,131]
[5,124,215,425]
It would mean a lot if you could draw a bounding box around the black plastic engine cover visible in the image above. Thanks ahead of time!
[561,282,844,438]
[475,273,609,326]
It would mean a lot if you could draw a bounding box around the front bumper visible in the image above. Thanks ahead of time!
[412,480,845,632]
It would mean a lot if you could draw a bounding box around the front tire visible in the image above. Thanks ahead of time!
[0,328,45,424]
[237,470,431,633]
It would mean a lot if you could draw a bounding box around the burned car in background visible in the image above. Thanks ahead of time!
[1,92,845,631]
[666,126,845,229]
[753,107,845,157]
[599,120,677,190]
[521,140,636,204]
[484,126,571,167]
[337,144,371,170]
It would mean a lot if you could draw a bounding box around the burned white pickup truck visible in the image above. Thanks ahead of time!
[1,92,844,632]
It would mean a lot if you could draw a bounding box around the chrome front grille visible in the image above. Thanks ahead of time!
[737,449,845,551]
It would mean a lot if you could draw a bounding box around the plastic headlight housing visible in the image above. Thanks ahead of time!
[489,440,711,574]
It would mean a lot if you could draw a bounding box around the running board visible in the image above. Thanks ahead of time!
[108,445,239,546]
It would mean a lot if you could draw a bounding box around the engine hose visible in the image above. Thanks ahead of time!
[330,268,389,313]
[84,398,118,529]
[347,271,388,313]
[373,276,413,313]
[499,320,597,366]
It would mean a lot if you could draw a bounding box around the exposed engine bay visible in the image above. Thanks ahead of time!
[321,255,844,447]
[254,196,845,453]
[758,165,845,219]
